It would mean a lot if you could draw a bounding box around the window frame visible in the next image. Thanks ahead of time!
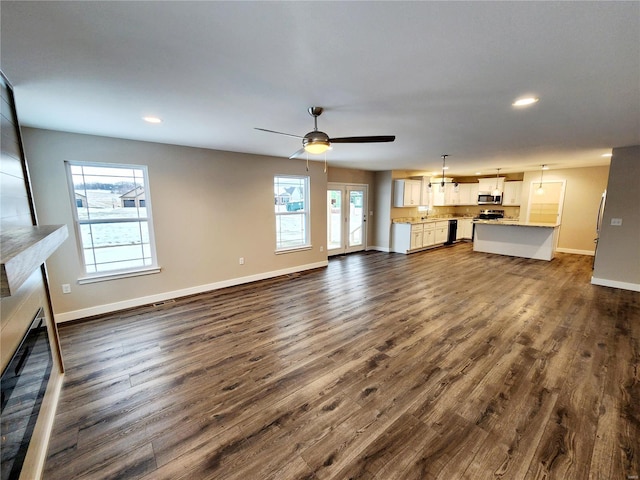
[65,161,160,282]
[274,175,311,253]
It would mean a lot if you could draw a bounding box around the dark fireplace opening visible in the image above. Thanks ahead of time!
[1,307,53,480]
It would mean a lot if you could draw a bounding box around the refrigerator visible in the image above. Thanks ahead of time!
[593,190,606,268]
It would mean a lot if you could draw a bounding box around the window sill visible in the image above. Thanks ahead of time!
[77,266,161,284]
[275,245,312,255]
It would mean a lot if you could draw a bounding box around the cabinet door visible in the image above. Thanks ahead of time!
[502,181,523,206]
[434,221,449,243]
[411,229,423,249]
[445,184,460,205]
[458,219,473,239]
[423,226,435,246]
[431,184,446,206]
[394,180,423,207]
[407,181,422,206]
[478,178,505,193]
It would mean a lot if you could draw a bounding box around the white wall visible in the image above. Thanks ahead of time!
[592,145,640,291]
[23,128,329,321]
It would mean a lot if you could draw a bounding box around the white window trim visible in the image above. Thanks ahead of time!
[65,161,160,280]
[77,266,161,284]
[274,175,311,252]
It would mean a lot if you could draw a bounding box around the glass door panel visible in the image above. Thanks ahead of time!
[327,189,343,253]
[348,189,364,249]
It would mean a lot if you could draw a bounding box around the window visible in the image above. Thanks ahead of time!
[66,162,158,279]
[274,175,310,251]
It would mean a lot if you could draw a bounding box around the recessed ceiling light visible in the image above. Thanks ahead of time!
[475,172,482,175]
[512,97,539,107]
[601,153,612,158]
[143,116,162,124]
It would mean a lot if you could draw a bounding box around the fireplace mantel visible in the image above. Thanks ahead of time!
[1,224,68,297]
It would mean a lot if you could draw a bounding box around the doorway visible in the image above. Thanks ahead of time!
[327,183,368,256]
[527,180,566,224]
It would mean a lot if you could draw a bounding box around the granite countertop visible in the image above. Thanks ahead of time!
[473,220,561,228]
[393,216,475,225]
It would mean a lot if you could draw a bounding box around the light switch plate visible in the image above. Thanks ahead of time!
[611,218,623,226]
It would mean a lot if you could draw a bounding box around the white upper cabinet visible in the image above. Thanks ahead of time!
[393,179,423,207]
[478,177,505,193]
[430,182,446,206]
[457,183,479,205]
[502,181,523,206]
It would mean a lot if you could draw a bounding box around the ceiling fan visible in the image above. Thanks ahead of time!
[255,106,395,159]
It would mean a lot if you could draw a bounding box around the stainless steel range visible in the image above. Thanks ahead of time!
[475,209,505,220]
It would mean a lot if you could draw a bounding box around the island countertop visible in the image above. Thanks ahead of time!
[473,220,561,228]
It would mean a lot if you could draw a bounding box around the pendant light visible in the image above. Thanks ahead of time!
[440,154,448,188]
[492,168,501,196]
[535,165,546,195]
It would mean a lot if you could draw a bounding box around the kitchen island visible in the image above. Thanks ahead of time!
[473,220,560,261]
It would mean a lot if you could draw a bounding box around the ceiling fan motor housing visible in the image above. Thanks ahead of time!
[303,130,330,148]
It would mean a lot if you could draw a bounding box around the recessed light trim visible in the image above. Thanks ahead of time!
[512,97,539,107]
[601,153,612,158]
[143,116,162,124]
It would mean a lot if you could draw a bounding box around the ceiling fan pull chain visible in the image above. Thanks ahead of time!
[306,153,309,172]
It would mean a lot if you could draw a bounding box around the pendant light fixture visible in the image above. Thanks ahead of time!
[492,168,501,196]
[440,154,448,188]
[536,165,546,195]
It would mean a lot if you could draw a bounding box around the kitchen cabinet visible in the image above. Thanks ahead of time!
[391,219,451,253]
[393,179,422,207]
[458,218,473,239]
[459,183,479,205]
[430,183,446,206]
[434,221,449,244]
[410,224,423,250]
[502,181,523,206]
[423,222,435,246]
[445,183,460,205]
[478,177,505,193]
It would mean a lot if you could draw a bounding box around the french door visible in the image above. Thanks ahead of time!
[327,183,368,256]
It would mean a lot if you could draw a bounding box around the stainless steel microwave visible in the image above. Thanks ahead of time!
[478,191,502,204]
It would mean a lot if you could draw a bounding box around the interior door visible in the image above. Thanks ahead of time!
[327,183,367,256]
[527,180,566,224]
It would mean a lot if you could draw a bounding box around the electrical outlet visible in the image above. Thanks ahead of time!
[611,218,623,226]
[320,246,324,252]
[239,257,244,265]
[62,284,71,294]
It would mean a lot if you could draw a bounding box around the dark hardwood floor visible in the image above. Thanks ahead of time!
[44,243,639,479]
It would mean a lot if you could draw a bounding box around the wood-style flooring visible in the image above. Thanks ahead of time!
[44,243,639,479]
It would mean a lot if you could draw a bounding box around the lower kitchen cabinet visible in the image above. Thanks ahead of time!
[410,224,423,250]
[392,220,457,254]
[458,218,473,240]
[434,221,449,244]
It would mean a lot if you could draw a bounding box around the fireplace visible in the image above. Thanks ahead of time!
[1,307,53,480]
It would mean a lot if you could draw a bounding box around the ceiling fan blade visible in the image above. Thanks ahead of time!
[289,148,306,159]
[329,135,396,143]
[255,127,304,139]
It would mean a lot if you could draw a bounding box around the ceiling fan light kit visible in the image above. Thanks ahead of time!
[256,106,395,159]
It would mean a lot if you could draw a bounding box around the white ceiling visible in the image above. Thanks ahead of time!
[2,1,639,176]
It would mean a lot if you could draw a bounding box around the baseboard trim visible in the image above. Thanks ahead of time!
[367,246,391,253]
[590,276,640,292]
[55,260,329,323]
[556,247,594,256]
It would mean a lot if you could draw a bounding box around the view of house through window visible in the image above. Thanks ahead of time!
[274,175,310,250]
[66,162,157,275]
